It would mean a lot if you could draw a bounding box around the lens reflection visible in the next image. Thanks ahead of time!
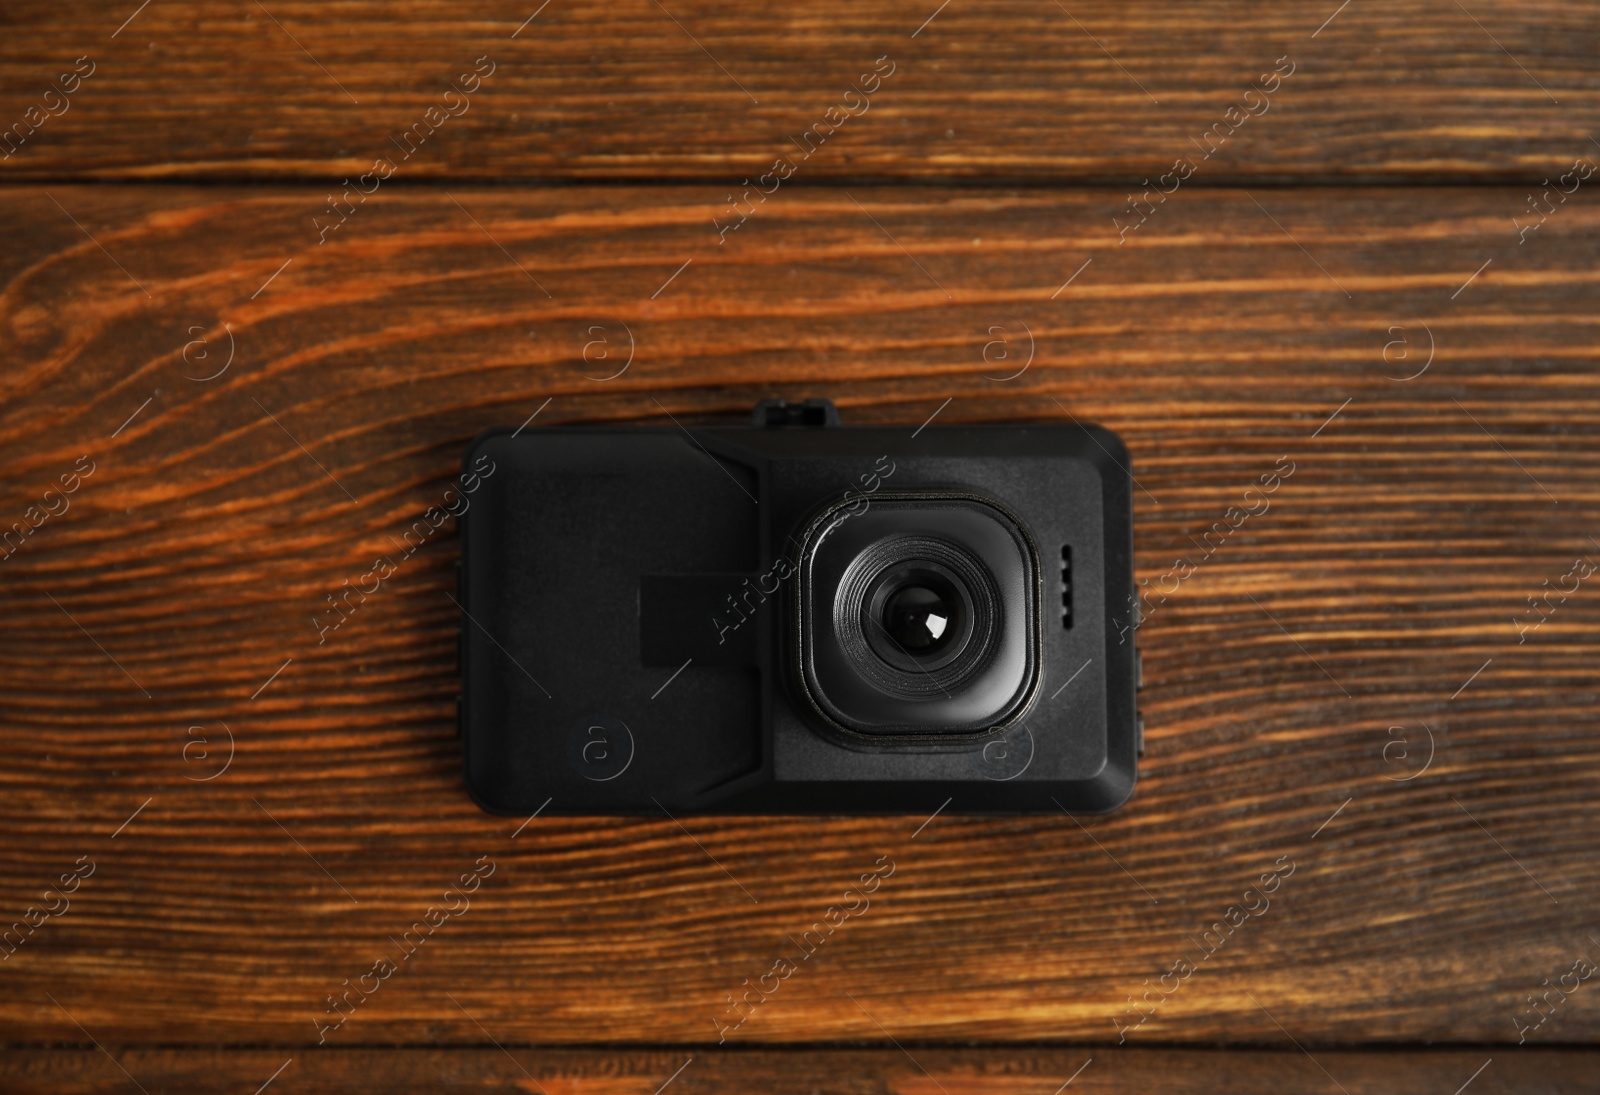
[881,582,958,654]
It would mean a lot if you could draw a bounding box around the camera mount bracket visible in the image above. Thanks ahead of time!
[752,398,841,429]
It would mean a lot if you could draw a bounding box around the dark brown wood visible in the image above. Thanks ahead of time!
[1,185,1597,1047]
[2,1046,1590,1094]
[0,1,1596,181]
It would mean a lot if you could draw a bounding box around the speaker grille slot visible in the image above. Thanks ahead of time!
[1060,545,1072,629]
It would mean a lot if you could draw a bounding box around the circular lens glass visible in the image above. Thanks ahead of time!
[881,582,959,655]
[861,562,974,672]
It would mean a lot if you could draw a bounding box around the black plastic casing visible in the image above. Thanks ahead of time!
[458,411,1139,815]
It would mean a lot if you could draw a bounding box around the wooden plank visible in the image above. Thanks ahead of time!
[0,1046,1585,1094]
[0,185,1597,1046]
[0,2,1596,180]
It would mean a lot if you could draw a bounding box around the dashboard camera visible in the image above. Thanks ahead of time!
[458,399,1141,814]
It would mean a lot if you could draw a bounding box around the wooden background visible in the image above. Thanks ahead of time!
[3,2,1599,1091]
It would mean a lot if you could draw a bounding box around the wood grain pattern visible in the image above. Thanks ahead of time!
[3,1046,1591,1094]
[0,1,1596,181]
[1,185,1597,1047]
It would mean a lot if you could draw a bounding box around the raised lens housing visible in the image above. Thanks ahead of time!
[794,493,1041,739]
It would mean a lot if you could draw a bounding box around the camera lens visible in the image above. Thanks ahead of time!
[878,574,960,656]
[860,558,978,676]
[796,495,1040,737]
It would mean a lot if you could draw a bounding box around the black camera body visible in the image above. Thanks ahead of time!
[458,400,1140,815]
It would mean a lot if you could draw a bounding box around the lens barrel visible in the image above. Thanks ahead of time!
[840,539,999,698]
